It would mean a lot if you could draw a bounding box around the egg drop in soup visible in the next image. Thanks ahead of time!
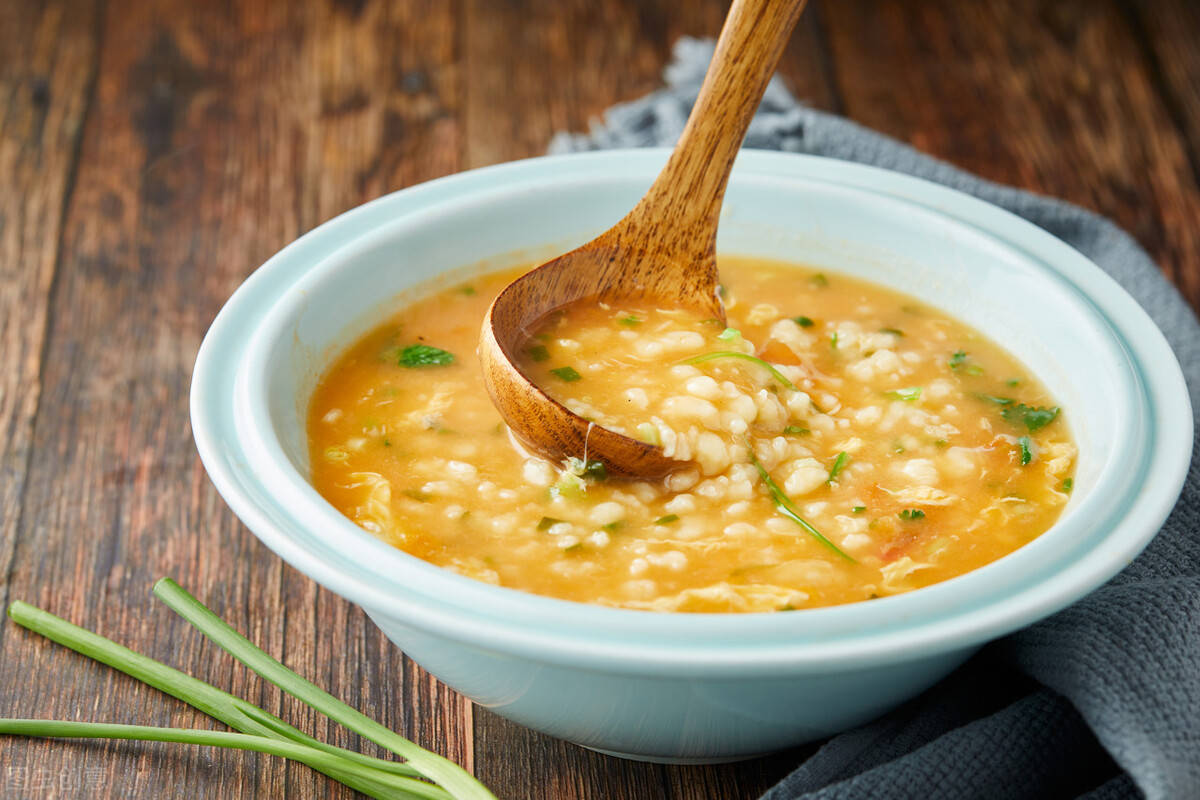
[308,257,1075,613]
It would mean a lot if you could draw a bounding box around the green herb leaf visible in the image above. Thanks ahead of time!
[884,387,922,402]
[550,366,582,382]
[398,344,455,368]
[899,508,926,521]
[747,447,854,562]
[949,350,968,370]
[852,506,866,514]
[974,393,1014,405]
[792,316,815,327]
[783,425,810,435]
[1001,403,1060,432]
[458,285,477,296]
[1017,436,1034,465]
[810,273,829,288]
[1062,477,1073,492]
[717,284,729,299]
[654,514,680,525]
[526,344,551,362]
[828,451,850,482]
[830,332,839,349]
[1006,378,1021,387]
[618,315,642,326]
[879,327,904,337]
[717,327,741,341]
[677,352,796,390]
[537,517,563,531]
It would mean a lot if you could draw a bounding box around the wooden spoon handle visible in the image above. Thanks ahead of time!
[616,0,808,285]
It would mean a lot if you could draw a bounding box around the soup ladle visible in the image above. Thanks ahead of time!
[480,0,808,479]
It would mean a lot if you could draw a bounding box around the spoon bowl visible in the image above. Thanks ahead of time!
[480,0,807,478]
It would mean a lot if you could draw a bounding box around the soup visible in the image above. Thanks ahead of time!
[308,257,1075,612]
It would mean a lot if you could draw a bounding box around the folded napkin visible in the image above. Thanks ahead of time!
[551,37,1200,800]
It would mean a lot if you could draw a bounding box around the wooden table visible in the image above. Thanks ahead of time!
[2,1,1197,797]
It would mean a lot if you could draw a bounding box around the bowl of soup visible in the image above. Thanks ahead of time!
[191,150,1191,762]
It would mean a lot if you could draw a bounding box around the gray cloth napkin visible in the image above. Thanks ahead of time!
[551,37,1200,800]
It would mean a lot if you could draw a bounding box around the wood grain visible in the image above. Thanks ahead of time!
[0,1,1196,799]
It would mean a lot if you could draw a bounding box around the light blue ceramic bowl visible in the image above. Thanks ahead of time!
[191,150,1191,763]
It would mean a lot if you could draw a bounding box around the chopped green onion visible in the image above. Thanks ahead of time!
[717,284,729,299]
[550,366,582,382]
[747,448,854,562]
[398,344,455,368]
[635,422,660,446]
[949,350,968,370]
[677,352,796,390]
[830,332,839,349]
[810,273,829,288]
[899,509,926,521]
[654,514,680,525]
[1018,436,1034,465]
[884,387,922,402]
[537,516,563,531]
[851,506,866,514]
[792,316,815,327]
[1062,477,1074,492]
[879,327,904,337]
[618,315,642,326]
[458,285,477,296]
[1006,378,1021,387]
[567,457,607,481]
[783,425,810,436]
[828,451,850,482]
[717,327,741,341]
[526,344,551,362]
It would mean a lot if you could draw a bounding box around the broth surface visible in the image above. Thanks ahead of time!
[308,258,1075,612]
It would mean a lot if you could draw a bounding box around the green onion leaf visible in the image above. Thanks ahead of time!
[792,316,815,327]
[899,508,926,521]
[567,457,607,481]
[398,344,455,368]
[458,286,477,296]
[717,327,741,341]
[852,506,866,514]
[550,366,582,382]
[810,273,829,288]
[884,387,922,402]
[537,517,563,531]
[830,332,839,349]
[618,315,642,326]
[677,352,796,390]
[526,344,551,362]
[783,425,810,435]
[828,451,850,482]
[879,327,904,337]
[1062,477,1073,492]
[949,350,968,370]
[654,514,680,525]
[747,447,854,562]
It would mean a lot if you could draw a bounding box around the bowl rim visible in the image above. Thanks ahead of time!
[191,149,1193,675]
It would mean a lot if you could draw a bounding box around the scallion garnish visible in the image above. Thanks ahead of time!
[398,344,455,368]
[851,506,866,514]
[717,327,741,341]
[792,316,814,327]
[550,366,582,382]
[677,352,796,390]
[899,509,926,521]
[537,516,563,531]
[949,350,968,370]
[828,451,849,482]
[810,273,829,288]
[884,387,922,402]
[654,514,680,525]
[618,315,642,326]
[1062,477,1074,492]
[566,457,607,481]
[1,581,496,800]
[974,393,1014,405]
[879,327,904,337]
[526,344,551,362]
[746,448,854,562]
[783,425,810,435]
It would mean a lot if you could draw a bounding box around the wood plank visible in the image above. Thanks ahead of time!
[820,0,1200,313]
[0,0,99,625]
[0,0,467,797]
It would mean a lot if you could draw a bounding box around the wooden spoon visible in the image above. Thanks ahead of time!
[480,0,808,479]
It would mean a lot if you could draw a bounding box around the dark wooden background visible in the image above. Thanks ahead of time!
[1,1,1197,798]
